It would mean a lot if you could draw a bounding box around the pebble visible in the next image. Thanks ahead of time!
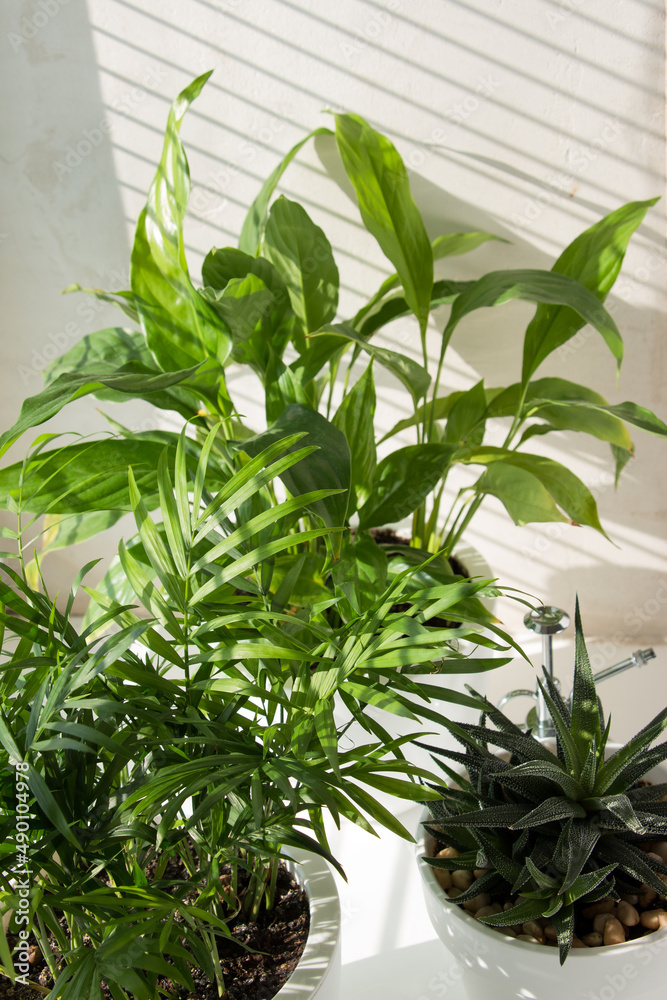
[522,921,545,944]
[593,912,617,934]
[452,869,474,891]
[603,917,626,946]
[463,893,492,914]
[640,909,667,930]
[617,900,639,927]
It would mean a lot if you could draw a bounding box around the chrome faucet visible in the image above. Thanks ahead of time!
[498,605,656,738]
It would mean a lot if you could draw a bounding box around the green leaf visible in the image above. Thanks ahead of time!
[332,533,388,617]
[551,906,575,965]
[334,112,433,334]
[242,405,351,535]
[440,269,623,383]
[43,327,198,418]
[443,379,487,449]
[356,279,470,342]
[511,796,587,828]
[477,896,548,927]
[263,196,339,335]
[522,198,658,383]
[27,765,81,847]
[130,71,233,381]
[39,510,126,554]
[473,462,569,526]
[332,359,376,511]
[379,392,464,443]
[314,699,340,775]
[314,324,430,404]
[431,231,507,259]
[0,367,198,460]
[0,438,181,515]
[239,127,333,254]
[596,706,667,795]
[570,597,602,761]
[466,448,607,536]
[358,444,454,530]
[487,378,634,452]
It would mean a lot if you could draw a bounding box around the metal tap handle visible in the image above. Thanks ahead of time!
[497,689,537,711]
[567,648,656,707]
[523,606,571,738]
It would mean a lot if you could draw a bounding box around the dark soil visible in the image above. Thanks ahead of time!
[2,861,309,1000]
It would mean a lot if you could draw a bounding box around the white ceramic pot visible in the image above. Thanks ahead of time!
[278,849,341,1000]
[416,757,667,1000]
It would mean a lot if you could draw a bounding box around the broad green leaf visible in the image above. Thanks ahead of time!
[0,438,189,515]
[522,199,658,383]
[431,231,508,259]
[332,533,388,617]
[242,405,351,535]
[264,353,311,424]
[263,196,339,335]
[43,327,197,418]
[202,249,293,365]
[571,400,667,438]
[465,447,607,536]
[443,379,487,448]
[332,359,376,511]
[239,127,333,254]
[0,367,198,460]
[487,378,634,451]
[334,112,433,334]
[358,444,454,530]
[474,462,569,526]
[130,71,233,383]
[39,510,126,554]
[441,269,623,381]
[203,275,276,360]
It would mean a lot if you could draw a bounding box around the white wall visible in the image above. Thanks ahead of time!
[0,0,665,649]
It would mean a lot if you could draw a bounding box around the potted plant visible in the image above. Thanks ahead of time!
[417,599,667,1000]
[0,430,520,999]
[0,71,665,619]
